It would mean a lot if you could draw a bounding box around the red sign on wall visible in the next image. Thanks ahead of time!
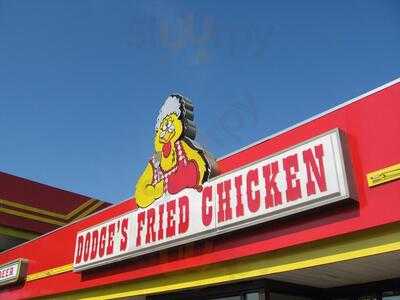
[74,127,356,271]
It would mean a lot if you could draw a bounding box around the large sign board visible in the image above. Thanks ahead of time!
[0,259,28,288]
[74,128,355,271]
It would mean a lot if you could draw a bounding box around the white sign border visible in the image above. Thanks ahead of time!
[74,128,357,272]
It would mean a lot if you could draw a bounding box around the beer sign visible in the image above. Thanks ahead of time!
[0,259,27,287]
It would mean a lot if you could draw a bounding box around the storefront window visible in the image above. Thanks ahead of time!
[382,290,400,299]
[209,297,241,300]
[269,292,312,300]
[246,292,261,300]
[209,291,261,300]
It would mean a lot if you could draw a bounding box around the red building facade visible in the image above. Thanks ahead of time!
[0,79,399,299]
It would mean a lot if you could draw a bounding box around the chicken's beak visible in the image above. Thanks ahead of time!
[159,130,174,144]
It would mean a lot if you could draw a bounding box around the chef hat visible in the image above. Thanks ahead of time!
[155,95,182,130]
[155,94,196,139]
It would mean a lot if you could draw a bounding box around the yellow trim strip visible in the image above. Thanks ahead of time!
[81,243,400,299]
[0,207,66,226]
[0,225,39,240]
[72,201,104,221]
[34,222,400,300]
[367,163,400,187]
[27,264,73,282]
[66,198,98,219]
[0,198,96,221]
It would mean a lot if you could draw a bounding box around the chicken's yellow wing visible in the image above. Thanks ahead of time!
[135,163,164,208]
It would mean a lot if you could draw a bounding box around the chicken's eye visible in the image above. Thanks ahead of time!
[162,123,167,131]
[167,124,174,133]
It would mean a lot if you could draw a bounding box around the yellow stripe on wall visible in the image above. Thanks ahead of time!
[0,198,96,221]
[34,222,400,300]
[367,163,400,187]
[72,201,104,221]
[66,198,98,220]
[27,264,73,282]
[0,207,67,226]
[0,225,39,240]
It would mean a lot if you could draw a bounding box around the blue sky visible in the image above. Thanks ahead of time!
[0,1,399,203]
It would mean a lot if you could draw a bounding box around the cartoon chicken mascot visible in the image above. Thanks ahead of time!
[135,94,216,208]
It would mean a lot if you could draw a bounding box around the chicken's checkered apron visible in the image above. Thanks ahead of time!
[150,141,188,193]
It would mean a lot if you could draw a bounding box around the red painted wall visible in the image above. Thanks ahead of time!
[1,81,400,299]
[0,171,110,234]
